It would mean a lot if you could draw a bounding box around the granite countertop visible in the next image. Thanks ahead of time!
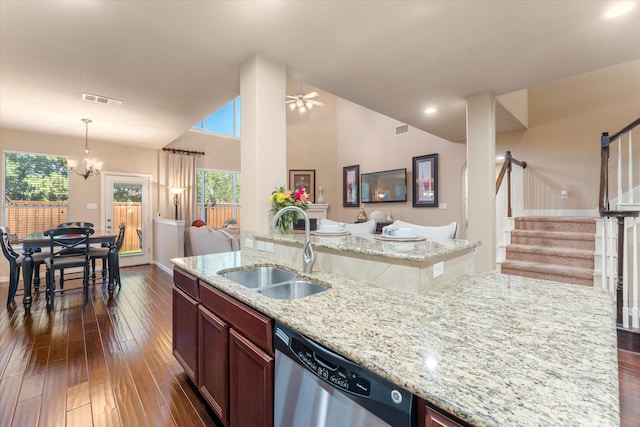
[171,251,619,426]
[254,231,481,264]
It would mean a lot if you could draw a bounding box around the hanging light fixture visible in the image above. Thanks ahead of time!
[67,118,103,180]
[285,81,324,114]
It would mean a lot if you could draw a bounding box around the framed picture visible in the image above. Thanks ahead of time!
[343,165,360,207]
[289,169,316,203]
[412,153,438,207]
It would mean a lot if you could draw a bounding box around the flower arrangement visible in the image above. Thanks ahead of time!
[269,186,310,233]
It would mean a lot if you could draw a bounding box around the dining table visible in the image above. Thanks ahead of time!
[19,229,117,311]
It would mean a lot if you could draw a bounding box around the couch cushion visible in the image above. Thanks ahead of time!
[184,226,239,256]
[392,220,457,240]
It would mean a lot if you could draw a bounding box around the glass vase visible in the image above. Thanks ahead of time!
[277,211,295,234]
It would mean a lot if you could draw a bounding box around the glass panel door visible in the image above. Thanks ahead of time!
[103,173,151,267]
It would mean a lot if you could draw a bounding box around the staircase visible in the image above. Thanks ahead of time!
[500,216,596,286]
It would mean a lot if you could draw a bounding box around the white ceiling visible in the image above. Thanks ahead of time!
[1,1,639,148]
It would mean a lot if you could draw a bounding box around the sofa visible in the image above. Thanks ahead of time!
[184,226,240,256]
[391,220,458,240]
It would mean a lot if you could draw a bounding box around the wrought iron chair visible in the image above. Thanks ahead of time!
[1,226,47,306]
[43,226,94,305]
[89,223,125,287]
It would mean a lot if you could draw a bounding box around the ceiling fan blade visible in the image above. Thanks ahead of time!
[285,99,296,104]
[304,91,319,99]
[285,95,299,99]
[307,100,325,107]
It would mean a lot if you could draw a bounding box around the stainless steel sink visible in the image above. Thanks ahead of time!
[219,266,328,299]
[220,266,297,289]
[258,280,328,300]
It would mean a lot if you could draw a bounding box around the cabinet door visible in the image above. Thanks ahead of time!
[172,286,198,383]
[229,329,274,427]
[199,306,229,426]
[418,399,466,427]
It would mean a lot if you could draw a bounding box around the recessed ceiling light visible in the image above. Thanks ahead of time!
[424,107,437,114]
[604,1,635,18]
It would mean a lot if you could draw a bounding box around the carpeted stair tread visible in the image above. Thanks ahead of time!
[510,229,595,240]
[501,216,597,286]
[501,260,593,286]
[515,216,596,233]
[506,244,593,259]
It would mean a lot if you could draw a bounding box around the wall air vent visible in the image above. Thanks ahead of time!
[82,93,123,107]
[395,124,409,135]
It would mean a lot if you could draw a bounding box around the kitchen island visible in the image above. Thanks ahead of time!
[171,250,619,426]
[252,232,481,293]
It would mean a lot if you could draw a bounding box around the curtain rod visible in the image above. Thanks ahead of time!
[162,147,205,156]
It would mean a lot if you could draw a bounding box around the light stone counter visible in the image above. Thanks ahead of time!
[171,251,619,426]
[252,232,481,293]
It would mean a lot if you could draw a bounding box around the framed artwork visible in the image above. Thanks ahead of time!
[412,153,438,207]
[289,169,316,203]
[343,165,360,207]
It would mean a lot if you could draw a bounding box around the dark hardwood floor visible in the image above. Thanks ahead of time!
[1,264,639,426]
[0,264,221,427]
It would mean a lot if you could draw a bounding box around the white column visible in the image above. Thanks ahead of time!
[240,55,287,236]
[466,93,496,272]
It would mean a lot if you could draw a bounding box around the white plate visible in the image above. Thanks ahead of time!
[375,234,425,242]
[312,230,351,236]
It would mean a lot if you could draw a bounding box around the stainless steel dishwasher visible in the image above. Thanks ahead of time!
[274,322,415,427]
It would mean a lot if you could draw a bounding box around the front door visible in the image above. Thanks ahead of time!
[102,173,151,267]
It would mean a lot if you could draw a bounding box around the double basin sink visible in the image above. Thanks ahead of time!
[220,266,328,300]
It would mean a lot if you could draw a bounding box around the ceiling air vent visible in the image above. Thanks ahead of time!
[82,93,123,107]
[395,124,409,135]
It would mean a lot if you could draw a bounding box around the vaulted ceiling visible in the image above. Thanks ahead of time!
[1,1,638,148]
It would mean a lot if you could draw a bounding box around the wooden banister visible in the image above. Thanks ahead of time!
[496,151,527,217]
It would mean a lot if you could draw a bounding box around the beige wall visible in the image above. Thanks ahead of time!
[497,59,640,213]
[286,81,339,211]
[286,81,467,229]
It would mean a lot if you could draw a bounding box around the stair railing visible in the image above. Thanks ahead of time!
[496,151,527,218]
[598,117,640,328]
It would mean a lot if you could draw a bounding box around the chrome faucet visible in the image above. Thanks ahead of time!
[271,206,315,274]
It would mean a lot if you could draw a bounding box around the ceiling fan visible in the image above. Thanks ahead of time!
[286,82,324,114]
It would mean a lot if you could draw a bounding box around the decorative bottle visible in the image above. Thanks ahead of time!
[356,208,368,223]
[385,210,394,223]
[317,186,325,204]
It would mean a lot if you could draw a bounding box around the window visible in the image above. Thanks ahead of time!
[3,151,70,239]
[193,96,241,137]
[196,170,241,228]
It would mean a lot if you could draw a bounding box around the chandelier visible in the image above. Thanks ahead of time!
[67,118,103,179]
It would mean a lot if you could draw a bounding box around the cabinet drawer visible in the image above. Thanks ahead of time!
[174,268,198,299]
[200,283,273,354]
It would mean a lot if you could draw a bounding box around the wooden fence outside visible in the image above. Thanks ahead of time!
[197,203,242,229]
[5,200,241,252]
[5,201,68,239]
[113,202,143,254]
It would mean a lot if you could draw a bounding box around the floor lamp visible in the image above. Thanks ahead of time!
[168,187,185,220]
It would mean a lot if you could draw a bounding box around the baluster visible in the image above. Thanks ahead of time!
[629,132,634,204]
[633,217,638,328]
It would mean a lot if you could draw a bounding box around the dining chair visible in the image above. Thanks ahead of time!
[89,223,125,287]
[1,226,48,306]
[43,226,94,305]
[58,222,94,228]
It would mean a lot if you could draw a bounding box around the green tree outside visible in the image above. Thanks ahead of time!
[4,153,68,201]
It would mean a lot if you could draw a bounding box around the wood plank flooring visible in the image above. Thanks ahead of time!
[1,264,639,426]
[0,264,221,427]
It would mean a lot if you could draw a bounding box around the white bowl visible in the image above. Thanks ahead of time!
[318,225,343,233]
[389,227,415,237]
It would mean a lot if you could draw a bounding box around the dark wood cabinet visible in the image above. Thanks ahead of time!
[229,329,274,427]
[198,305,229,425]
[173,268,274,427]
[418,398,468,427]
[172,286,198,383]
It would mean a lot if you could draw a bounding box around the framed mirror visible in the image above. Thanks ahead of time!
[361,168,407,203]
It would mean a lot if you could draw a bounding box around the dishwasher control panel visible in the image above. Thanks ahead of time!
[291,337,372,396]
